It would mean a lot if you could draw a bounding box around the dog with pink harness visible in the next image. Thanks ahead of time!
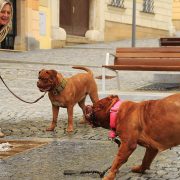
[85,95,122,146]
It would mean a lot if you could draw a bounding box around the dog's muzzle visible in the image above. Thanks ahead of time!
[37,79,53,92]
[85,105,101,128]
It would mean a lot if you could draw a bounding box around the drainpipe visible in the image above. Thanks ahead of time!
[132,0,136,47]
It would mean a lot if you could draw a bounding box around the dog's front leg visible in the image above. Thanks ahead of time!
[66,105,74,132]
[46,105,59,131]
[103,141,137,180]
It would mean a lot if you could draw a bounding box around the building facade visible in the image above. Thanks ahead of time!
[1,0,178,51]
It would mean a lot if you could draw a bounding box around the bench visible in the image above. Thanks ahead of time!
[159,38,180,46]
[102,47,180,92]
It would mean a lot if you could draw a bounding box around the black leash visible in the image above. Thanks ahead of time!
[0,75,46,104]
[63,138,121,178]
[64,166,111,178]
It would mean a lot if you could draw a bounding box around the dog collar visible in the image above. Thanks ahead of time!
[108,100,123,139]
[52,78,67,95]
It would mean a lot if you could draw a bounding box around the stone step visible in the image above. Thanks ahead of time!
[65,35,93,46]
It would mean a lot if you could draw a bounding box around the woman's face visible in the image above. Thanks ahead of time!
[0,3,12,26]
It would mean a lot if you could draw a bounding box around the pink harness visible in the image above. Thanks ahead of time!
[108,100,123,139]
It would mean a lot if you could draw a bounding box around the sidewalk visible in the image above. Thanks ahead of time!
[0,38,178,101]
[0,38,159,66]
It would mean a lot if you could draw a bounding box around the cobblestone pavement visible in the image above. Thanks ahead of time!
[0,39,180,180]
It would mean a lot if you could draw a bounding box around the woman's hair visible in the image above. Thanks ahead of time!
[0,0,13,43]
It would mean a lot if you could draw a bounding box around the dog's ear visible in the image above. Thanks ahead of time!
[50,70,57,79]
[39,69,45,75]
[109,95,119,99]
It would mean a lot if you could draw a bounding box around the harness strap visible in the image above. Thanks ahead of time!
[108,100,123,139]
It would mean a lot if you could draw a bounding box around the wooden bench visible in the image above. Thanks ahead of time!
[159,37,180,46]
[102,47,180,92]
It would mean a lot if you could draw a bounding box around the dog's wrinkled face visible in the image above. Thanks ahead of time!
[85,105,101,128]
[37,69,57,92]
[85,95,120,129]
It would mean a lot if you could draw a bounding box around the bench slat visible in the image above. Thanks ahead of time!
[103,65,180,71]
[116,47,180,53]
[160,42,180,46]
[160,38,180,46]
[114,58,180,66]
[115,52,180,58]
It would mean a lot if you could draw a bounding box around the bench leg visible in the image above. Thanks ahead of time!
[102,53,110,94]
[116,71,120,90]
[102,67,106,93]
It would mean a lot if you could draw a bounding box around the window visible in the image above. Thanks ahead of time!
[109,0,125,8]
[143,0,154,13]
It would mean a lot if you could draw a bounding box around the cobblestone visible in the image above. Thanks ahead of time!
[0,39,180,179]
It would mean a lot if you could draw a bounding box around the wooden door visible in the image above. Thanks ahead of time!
[60,0,89,36]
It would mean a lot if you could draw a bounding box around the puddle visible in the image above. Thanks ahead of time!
[0,139,48,159]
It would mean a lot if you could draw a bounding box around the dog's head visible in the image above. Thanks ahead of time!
[85,95,119,129]
[37,69,58,92]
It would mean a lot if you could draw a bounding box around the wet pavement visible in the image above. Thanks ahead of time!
[0,39,180,179]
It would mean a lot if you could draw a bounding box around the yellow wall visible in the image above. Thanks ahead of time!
[25,0,51,49]
[173,0,180,31]
[39,0,51,49]
[105,21,168,41]
[173,0,180,19]
[25,0,40,49]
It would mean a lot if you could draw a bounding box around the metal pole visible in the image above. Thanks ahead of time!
[132,0,136,47]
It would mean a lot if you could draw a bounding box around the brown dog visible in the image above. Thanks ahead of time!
[37,66,99,132]
[85,94,180,180]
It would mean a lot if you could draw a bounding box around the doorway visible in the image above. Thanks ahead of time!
[60,0,89,36]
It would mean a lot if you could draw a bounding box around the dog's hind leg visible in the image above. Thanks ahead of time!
[78,97,87,124]
[89,93,99,103]
[89,85,99,103]
[131,147,158,173]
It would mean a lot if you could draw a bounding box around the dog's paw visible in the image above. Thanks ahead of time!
[131,165,145,173]
[79,117,87,124]
[46,123,56,131]
[66,126,74,132]
[102,171,116,180]
[46,126,55,131]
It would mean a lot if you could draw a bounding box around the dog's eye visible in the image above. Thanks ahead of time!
[39,77,48,82]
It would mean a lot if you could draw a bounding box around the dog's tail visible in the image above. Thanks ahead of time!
[72,66,93,76]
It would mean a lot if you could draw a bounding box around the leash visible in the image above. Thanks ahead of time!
[64,166,111,178]
[0,75,46,104]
